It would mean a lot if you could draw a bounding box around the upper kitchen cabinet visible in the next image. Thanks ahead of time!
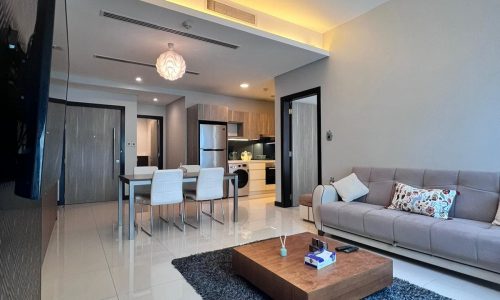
[228,109,246,123]
[243,112,275,140]
[197,104,229,122]
[258,113,275,136]
[188,104,275,140]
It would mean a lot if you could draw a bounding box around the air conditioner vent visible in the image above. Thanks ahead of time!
[207,0,256,25]
[93,54,200,75]
[100,10,239,49]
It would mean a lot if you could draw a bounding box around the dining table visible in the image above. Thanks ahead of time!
[118,172,238,240]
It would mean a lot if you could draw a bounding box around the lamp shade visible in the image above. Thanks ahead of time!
[156,43,186,81]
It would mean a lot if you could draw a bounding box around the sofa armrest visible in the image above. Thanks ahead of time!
[312,185,339,230]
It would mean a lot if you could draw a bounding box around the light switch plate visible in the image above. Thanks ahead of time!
[326,130,333,141]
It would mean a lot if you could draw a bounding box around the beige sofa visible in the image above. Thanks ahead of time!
[313,167,500,284]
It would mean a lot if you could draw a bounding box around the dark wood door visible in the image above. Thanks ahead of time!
[65,105,121,204]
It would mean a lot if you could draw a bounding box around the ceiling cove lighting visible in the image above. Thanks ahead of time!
[135,77,142,82]
[240,83,249,88]
[156,43,186,81]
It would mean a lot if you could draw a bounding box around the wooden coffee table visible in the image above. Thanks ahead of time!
[232,232,392,300]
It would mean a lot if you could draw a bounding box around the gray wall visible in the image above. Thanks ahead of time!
[165,97,187,169]
[275,0,500,202]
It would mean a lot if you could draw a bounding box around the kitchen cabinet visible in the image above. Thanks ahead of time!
[197,104,228,122]
[188,104,275,142]
[246,161,275,193]
[228,110,246,123]
[248,162,267,192]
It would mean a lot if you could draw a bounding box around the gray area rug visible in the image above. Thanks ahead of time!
[172,247,450,300]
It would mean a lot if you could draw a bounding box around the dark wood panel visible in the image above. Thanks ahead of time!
[187,105,199,164]
[65,106,121,204]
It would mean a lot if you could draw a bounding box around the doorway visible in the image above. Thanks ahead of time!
[64,102,125,204]
[280,87,321,207]
[136,115,163,169]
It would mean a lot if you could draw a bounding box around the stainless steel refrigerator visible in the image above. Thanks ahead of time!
[199,123,228,170]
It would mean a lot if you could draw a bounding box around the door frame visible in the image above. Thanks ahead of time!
[61,101,125,205]
[278,87,322,207]
[137,115,164,169]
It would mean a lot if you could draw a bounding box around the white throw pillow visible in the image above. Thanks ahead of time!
[494,204,500,226]
[332,173,369,202]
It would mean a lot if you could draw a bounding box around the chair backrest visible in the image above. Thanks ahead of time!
[134,166,158,175]
[196,167,224,201]
[150,169,184,205]
[180,164,200,173]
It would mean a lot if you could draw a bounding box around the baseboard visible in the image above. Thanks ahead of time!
[321,225,500,284]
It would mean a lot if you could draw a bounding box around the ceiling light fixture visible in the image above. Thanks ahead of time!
[153,98,158,102]
[135,77,142,82]
[156,43,186,81]
[240,83,249,88]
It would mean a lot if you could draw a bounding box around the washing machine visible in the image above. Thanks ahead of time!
[228,163,249,197]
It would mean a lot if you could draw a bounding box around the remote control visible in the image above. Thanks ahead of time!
[343,246,359,253]
[335,245,352,252]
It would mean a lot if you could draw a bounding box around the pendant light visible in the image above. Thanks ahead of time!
[156,43,186,81]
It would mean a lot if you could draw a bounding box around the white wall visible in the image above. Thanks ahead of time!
[274,0,500,202]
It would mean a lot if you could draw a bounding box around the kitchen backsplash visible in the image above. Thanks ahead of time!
[228,140,275,160]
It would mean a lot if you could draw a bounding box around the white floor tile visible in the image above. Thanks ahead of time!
[42,194,499,300]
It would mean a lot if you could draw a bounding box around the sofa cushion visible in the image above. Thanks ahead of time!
[388,183,457,219]
[455,171,500,223]
[394,168,425,187]
[430,218,491,265]
[337,203,383,235]
[477,226,500,273]
[332,173,369,202]
[364,168,396,206]
[364,208,411,243]
[394,214,445,253]
[319,201,349,228]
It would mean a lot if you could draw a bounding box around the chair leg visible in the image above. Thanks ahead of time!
[140,204,153,236]
[202,200,215,218]
[184,198,200,229]
[221,199,225,223]
[202,198,224,225]
[160,204,169,223]
[173,202,185,232]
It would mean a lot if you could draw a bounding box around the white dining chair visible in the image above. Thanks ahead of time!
[138,169,185,235]
[179,164,200,193]
[133,166,158,228]
[185,167,225,227]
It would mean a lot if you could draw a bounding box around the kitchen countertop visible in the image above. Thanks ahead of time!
[229,160,275,164]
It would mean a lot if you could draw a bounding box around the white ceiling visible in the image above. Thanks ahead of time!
[229,0,389,33]
[55,0,388,102]
[58,0,328,101]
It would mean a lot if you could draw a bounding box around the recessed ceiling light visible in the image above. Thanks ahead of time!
[240,83,249,88]
[153,98,158,102]
[135,77,142,82]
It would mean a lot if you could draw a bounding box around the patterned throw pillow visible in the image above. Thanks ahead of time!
[388,182,457,219]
